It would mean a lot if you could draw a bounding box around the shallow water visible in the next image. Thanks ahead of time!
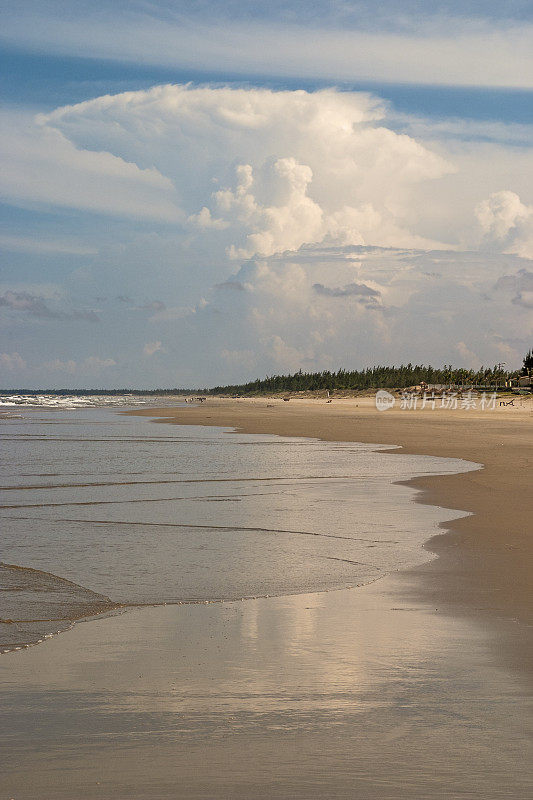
[0,406,478,651]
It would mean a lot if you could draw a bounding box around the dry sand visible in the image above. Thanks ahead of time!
[130,394,533,681]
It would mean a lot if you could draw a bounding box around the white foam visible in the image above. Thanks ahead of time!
[0,394,148,409]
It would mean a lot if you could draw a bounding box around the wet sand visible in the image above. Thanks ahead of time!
[2,576,532,799]
[129,396,533,681]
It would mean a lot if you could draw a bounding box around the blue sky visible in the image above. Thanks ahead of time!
[1,1,532,387]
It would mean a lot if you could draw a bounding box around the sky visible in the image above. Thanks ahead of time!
[1,1,532,388]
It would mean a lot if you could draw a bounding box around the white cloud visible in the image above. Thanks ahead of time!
[220,348,257,370]
[203,245,533,377]
[221,159,326,258]
[0,352,26,371]
[476,191,533,258]
[188,207,229,230]
[455,341,482,370]
[143,341,163,356]
[477,191,530,239]
[148,306,196,322]
[43,358,77,374]
[42,356,116,373]
[84,356,116,369]
[264,334,317,372]
[493,268,533,309]
[0,111,182,221]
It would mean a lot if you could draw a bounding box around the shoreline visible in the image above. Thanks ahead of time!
[128,395,533,682]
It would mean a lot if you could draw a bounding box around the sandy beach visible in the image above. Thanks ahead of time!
[1,396,532,798]
[130,395,533,681]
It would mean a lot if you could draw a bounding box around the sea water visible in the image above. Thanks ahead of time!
[0,401,478,652]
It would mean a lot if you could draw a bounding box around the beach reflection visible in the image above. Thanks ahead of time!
[2,577,533,799]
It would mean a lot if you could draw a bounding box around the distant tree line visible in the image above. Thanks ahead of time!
[208,362,525,395]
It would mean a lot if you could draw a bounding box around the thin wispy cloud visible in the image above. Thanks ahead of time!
[0,352,26,371]
[133,301,167,312]
[0,234,97,256]
[0,110,182,222]
[42,356,116,374]
[313,282,381,298]
[143,341,164,356]
[1,6,532,88]
[0,291,99,322]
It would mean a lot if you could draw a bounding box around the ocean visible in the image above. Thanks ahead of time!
[0,397,478,653]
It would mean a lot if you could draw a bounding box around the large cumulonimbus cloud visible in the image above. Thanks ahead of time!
[16,84,531,260]
[4,84,532,264]
[35,85,453,254]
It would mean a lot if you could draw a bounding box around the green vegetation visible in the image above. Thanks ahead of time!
[522,349,533,374]
[209,363,519,395]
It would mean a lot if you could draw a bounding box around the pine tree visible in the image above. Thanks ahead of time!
[522,349,533,375]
